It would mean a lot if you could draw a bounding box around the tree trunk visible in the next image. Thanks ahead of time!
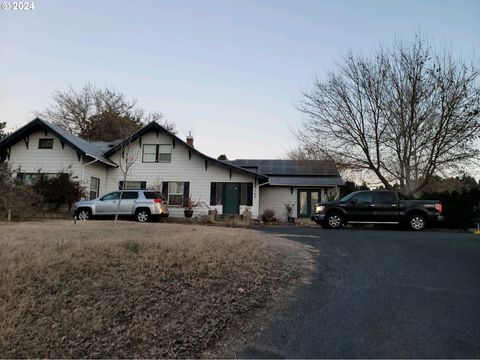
[7,208,11,222]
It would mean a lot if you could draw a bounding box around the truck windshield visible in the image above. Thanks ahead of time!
[340,191,360,202]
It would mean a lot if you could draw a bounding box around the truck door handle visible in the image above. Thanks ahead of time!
[391,204,397,207]
[370,204,376,207]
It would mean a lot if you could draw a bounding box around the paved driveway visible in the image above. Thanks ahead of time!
[239,226,480,359]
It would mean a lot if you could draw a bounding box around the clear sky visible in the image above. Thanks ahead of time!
[1,0,478,160]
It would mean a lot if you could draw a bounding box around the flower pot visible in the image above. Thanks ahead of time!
[184,209,194,218]
[287,216,295,224]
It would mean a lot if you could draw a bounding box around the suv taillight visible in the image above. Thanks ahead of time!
[434,203,442,214]
[154,198,163,204]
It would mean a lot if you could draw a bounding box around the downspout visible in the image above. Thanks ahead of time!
[81,157,98,182]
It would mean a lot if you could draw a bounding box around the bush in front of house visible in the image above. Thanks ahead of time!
[32,171,85,210]
[261,209,276,223]
[0,163,39,221]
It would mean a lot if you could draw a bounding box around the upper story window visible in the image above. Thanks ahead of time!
[38,138,54,149]
[142,144,172,163]
[158,145,172,162]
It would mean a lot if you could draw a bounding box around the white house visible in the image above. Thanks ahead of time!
[0,118,343,219]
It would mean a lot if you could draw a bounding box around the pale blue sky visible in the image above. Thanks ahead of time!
[1,0,478,159]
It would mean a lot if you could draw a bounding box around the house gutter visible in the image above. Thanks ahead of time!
[81,157,99,182]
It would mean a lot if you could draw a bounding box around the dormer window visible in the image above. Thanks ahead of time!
[38,138,54,149]
[142,144,172,163]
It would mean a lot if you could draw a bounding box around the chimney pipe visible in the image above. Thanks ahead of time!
[186,131,194,147]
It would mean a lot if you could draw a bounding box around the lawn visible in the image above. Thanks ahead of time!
[0,221,312,358]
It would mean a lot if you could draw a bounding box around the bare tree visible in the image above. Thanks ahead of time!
[295,36,480,196]
[38,83,176,141]
[114,135,139,223]
[0,122,7,140]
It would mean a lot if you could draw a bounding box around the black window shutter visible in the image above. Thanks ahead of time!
[162,181,169,199]
[183,182,190,201]
[210,183,216,205]
[119,181,124,190]
[140,181,147,190]
[247,183,253,206]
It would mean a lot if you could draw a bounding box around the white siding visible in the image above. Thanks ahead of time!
[259,186,297,221]
[7,130,82,176]
[105,131,260,218]
[259,186,340,220]
[81,159,108,198]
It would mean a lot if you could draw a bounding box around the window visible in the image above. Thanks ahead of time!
[210,182,253,206]
[17,172,57,185]
[119,181,146,190]
[144,191,164,200]
[143,145,157,162]
[239,183,253,206]
[18,173,40,185]
[158,145,172,162]
[354,192,373,203]
[215,183,223,205]
[90,177,100,200]
[121,192,139,200]
[142,144,172,163]
[374,191,397,203]
[168,182,184,206]
[101,192,120,201]
[38,138,54,149]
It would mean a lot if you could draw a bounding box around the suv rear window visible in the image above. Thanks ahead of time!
[143,191,163,200]
[121,192,139,199]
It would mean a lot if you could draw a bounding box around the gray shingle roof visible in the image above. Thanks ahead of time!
[44,121,118,166]
[228,159,341,177]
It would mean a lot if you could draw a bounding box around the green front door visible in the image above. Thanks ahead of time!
[297,189,321,218]
[223,183,240,214]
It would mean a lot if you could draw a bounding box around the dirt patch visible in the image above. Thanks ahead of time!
[0,220,312,358]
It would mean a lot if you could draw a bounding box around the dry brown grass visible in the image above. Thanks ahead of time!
[0,221,311,358]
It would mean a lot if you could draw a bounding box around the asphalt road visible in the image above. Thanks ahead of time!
[239,226,480,359]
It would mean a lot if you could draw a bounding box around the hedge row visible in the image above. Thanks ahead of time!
[419,189,480,229]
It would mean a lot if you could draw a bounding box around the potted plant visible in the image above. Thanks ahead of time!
[284,202,295,224]
[183,196,201,218]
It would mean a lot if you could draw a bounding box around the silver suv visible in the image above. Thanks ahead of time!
[74,190,169,222]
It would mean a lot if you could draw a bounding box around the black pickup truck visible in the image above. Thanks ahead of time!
[311,190,444,231]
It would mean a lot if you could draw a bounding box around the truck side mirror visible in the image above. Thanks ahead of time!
[350,198,358,204]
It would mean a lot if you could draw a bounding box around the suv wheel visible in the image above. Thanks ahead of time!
[325,212,343,229]
[76,208,91,221]
[136,209,150,223]
[409,214,426,231]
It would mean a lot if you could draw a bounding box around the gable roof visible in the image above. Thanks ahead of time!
[104,121,268,181]
[0,118,117,167]
[227,159,341,177]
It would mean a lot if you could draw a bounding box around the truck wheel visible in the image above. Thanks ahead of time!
[408,214,426,231]
[136,209,150,223]
[76,208,91,221]
[325,213,343,229]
